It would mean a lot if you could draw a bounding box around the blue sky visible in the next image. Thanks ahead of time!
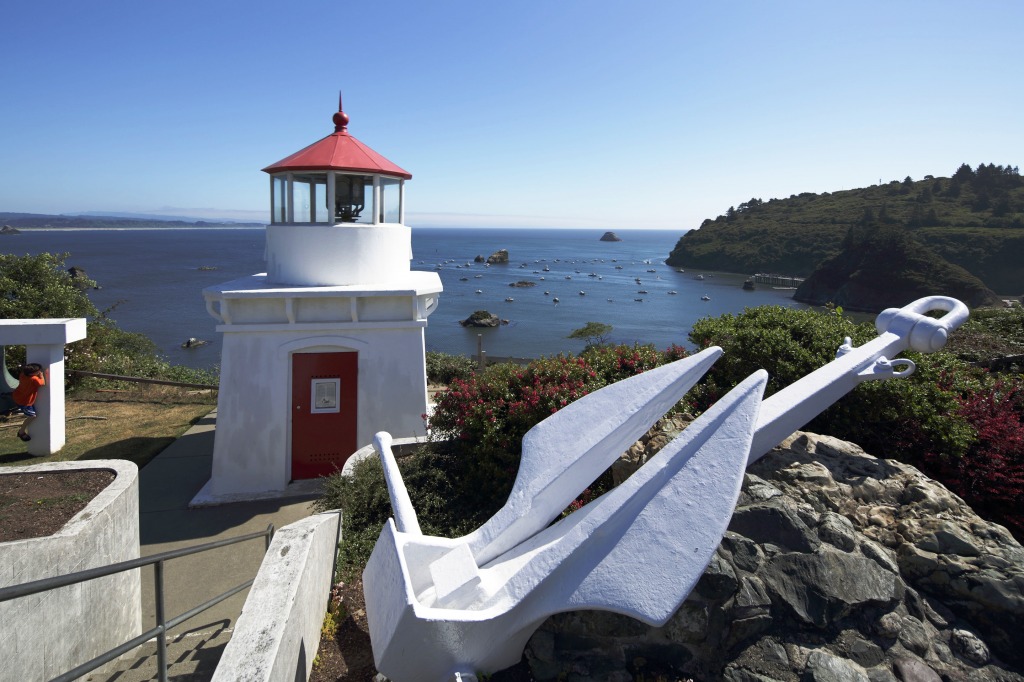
[2,1,1021,230]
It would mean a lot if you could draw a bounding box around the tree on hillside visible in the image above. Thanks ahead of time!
[568,321,613,348]
[0,252,215,385]
[953,163,975,181]
[0,252,97,320]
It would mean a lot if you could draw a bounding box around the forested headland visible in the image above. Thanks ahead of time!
[666,163,1024,311]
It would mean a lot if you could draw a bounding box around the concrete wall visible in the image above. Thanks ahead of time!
[212,511,341,682]
[0,460,141,681]
[204,327,430,499]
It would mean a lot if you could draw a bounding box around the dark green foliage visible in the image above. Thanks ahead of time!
[567,321,613,347]
[688,306,976,460]
[0,252,98,320]
[793,225,998,312]
[313,442,505,576]
[666,163,1024,294]
[425,351,476,384]
[0,252,216,386]
[942,306,1024,363]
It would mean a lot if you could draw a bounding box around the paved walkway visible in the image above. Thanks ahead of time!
[88,410,323,682]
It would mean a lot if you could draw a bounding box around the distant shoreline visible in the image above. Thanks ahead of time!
[10,225,266,232]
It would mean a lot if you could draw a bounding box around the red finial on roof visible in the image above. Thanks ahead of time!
[333,91,349,133]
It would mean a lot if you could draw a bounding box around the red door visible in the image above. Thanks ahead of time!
[291,352,358,479]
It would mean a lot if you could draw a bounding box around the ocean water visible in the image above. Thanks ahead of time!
[1,227,808,369]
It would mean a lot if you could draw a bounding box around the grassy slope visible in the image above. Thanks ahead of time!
[0,386,215,469]
[666,169,1024,294]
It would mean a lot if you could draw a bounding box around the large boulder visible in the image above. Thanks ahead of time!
[525,430,1024,681]
[460,310,500,328]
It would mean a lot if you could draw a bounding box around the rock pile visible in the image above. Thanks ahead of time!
[527,428,1024,681]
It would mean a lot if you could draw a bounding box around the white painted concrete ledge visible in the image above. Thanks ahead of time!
[212,510,341,682]
[0,460,140,680]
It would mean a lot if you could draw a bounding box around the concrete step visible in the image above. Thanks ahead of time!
[85,624,233,682]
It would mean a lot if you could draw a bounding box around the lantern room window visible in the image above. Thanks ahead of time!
[269,172,404,225]
[380,177,402,224]
[292,174,329,223]
[334,173,374,224]
[272,176,287,223]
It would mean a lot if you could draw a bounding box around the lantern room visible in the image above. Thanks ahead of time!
[260,98,414,287]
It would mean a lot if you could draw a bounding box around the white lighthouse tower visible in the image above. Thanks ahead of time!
[194,98,442,504]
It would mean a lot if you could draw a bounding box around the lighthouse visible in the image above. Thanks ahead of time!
[194,98,443,503]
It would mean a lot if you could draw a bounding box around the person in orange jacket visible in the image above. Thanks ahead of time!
[12,363,45,442]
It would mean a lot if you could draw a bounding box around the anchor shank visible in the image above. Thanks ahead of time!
[749,295,969,463]
[749,332,902,463]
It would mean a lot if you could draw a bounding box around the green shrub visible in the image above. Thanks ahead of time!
[687,305,978,460]
[0,252,217,388]
[425,351,476,384]
[314,442,494,576]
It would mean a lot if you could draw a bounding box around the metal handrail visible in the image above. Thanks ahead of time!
[0,524,274,682]
[66,369,218,390]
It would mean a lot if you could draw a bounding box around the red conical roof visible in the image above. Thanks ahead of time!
[262,100,411,179]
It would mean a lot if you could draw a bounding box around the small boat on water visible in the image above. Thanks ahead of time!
[647,269,656,273]
[475,274,483,278]
[667,291,678,295]
[638,290,648,294]
[505,297,515,302]
[701,295,711,301]
[475,289,483,294]
[676,268,684,273]
[579,291,586,296]
[694,274,704,280]
[565,276,572,280]
[553,297,560,303]
[459,277,469,281]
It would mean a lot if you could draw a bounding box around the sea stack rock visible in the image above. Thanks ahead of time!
[600,231,622,242]
[66,266,95,289]
[0,225,20,235]
[487,249,510,264]
[460,310,501,327]
[474,254,486,263]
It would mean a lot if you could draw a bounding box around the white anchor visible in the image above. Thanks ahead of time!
[362,296,969,682]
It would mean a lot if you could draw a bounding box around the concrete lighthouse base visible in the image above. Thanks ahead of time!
[196,271,442,504]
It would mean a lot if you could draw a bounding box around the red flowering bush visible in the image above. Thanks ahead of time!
[428,344,688,507]
[922,379,1024,538]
